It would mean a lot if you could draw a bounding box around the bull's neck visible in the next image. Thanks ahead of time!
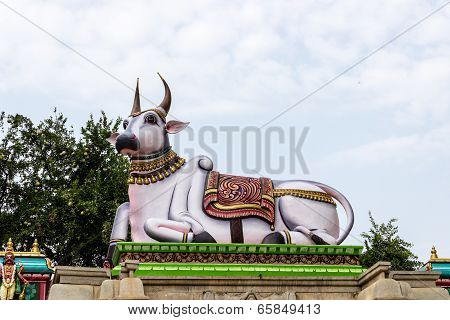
[127,147,186,185]
[130,146,172,161]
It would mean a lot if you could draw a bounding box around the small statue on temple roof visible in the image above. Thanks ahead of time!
[0,238,28,300]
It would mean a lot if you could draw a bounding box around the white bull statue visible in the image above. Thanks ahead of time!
[104,74,354,266]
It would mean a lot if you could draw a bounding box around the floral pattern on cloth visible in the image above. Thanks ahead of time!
[203,171,275,225]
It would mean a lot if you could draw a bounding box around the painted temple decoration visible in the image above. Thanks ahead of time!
[421,246,450,294]
[0,238,54,300]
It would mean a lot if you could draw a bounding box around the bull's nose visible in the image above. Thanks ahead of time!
[116,132,140,153]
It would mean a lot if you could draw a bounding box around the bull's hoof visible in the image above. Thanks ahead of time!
[311,233,329,245]
[102,259,113,269]
[262,232,286,244]
[192,231,217,243]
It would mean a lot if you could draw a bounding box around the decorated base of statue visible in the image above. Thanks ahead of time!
[111,242,364,278]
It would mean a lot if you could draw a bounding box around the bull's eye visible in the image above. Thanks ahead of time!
[123,120,129,130]
[144,114,157,124]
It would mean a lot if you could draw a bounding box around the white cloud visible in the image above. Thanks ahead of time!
[1,0,448,125]
[322,124,450,169]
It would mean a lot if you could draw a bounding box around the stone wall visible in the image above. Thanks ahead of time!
[48,262,450,300]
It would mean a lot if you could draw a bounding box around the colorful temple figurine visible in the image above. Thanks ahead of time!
[0,238,54,300]
[0,239,28,300]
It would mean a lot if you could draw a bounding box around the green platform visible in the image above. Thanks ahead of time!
[112,242,364,278]
[128,263,362,277]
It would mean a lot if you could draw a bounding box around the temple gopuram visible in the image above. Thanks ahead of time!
[0,238,54,300]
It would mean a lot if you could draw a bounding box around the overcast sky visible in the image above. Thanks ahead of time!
[1,0,449,262]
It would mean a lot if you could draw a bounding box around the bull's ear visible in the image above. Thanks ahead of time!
[165,120,189,134]
[107,132,119,145]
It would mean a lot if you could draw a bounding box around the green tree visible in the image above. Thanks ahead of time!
[360,212,421,270]
[0,110,128,266]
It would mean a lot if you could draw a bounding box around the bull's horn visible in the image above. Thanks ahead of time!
[157,73,171,115]
[130,78,141,115]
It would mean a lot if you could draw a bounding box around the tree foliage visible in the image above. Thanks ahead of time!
[360,212,421,271]
[0,110,128,266]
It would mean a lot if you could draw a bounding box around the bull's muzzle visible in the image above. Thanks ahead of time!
[115,132,140,154]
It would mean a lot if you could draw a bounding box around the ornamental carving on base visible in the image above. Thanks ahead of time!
[119,252,360,266]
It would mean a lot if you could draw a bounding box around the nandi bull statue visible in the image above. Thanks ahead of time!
[104,74,354,266]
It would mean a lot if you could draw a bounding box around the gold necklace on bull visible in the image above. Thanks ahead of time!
[127,147,185,185]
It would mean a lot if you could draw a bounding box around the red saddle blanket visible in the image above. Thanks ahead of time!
[203,171,275,225]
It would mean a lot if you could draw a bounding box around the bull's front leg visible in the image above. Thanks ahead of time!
[170,211,216,243]
[144,218,194,242]
[103,202,130,268]
[144,210,214,243]
[149,156,215,243]
[144,212,215,243]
